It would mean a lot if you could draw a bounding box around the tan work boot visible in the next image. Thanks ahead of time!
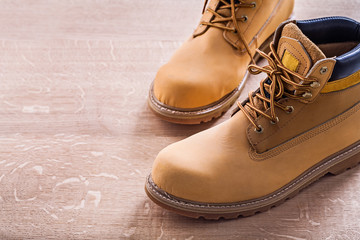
[149,0,294,124]
[146,17,360,219]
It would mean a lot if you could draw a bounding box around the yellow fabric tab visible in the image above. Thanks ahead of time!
[321,70,360,93]
[281,50,299,72]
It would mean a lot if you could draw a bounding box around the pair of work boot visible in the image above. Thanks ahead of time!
[146,0,360,219]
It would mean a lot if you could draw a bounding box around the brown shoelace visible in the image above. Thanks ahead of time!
[237,42,318,132]
[201,0,256,62]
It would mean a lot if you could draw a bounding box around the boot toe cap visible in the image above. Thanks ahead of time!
[153,60,240,109]
[151,141,212,202]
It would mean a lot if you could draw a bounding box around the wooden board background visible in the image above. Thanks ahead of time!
[0,0,359,239]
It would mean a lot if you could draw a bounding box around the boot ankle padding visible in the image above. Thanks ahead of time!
[318,42,359,58]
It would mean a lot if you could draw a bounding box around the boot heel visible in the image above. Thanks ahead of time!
[328,151,360,175]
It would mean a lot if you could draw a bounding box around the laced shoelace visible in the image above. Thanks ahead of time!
[237,42,318,132]
[201,0,256,63]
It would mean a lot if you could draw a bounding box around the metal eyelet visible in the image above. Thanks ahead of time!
[302,92,313,99]
[242,15,248,22]
[254,125,263,133]
[251,2,256,8]
[320,66,328,75]
[310,81,321,88]
[270,117,279,125]
[286,106,294,114]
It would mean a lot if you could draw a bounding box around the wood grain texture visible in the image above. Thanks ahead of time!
[0,0,359,239]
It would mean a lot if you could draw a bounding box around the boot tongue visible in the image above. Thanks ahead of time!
[215,0,242,20]
[277,23,326,79]
[216,8,231,18]
[245,23,326,119]
[215,1,233,18]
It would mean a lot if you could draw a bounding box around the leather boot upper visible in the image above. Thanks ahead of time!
[151,17,360,203]
[153,0,294,109]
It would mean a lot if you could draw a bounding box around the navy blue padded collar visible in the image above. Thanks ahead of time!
[297,16,360,44]
[296,16,360,81]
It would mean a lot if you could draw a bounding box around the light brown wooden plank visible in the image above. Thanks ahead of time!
[0,0,359,239]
